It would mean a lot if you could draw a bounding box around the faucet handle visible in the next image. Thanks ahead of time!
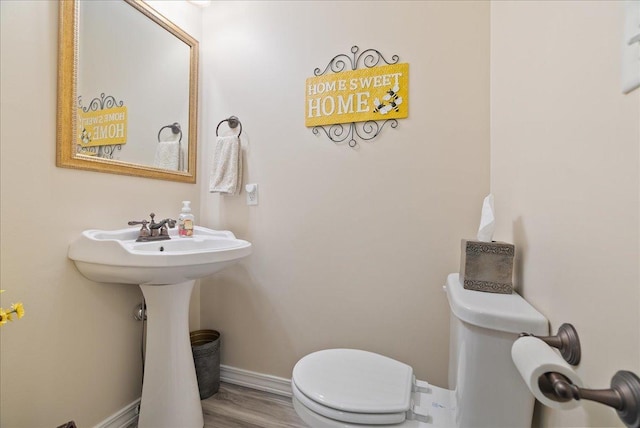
[127,219,150,237]
[160,219,177,236]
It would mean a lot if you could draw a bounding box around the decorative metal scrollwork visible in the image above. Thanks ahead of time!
[80,93,124,113]
[76,93,124,159]
[314,46,399,76]
[312,120,398,148]
[311,46,400,148]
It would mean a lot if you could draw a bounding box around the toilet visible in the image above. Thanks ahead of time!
[291,273,549,427]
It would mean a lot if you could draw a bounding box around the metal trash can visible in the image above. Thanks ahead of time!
[190,330,221,399]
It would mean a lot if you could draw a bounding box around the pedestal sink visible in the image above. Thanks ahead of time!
[68,226,251,428]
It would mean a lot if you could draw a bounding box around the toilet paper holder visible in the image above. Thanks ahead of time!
[520,323,582,365]
[539,370,640,428]
[519,323,640,428]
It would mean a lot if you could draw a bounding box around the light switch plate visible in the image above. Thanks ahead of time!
[245,183,258,206]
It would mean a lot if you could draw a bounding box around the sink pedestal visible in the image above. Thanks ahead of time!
[138,280,203,428]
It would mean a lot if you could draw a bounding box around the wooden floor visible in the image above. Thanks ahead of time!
[202,382,308,428]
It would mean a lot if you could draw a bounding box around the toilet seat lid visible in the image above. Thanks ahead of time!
[292,349,413,414]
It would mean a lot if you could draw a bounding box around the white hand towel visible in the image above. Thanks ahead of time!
[153,140,180,170]
[209,135,242,194]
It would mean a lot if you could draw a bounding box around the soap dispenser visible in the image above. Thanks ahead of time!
[178,201,195,237]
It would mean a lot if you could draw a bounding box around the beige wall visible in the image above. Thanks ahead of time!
[0,1,202,426]
[491,1,640,427]
[198,0,490,386]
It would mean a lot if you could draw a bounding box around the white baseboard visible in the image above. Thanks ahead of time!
[221,364,292,397]
[95,366,291,427]
[93,398,140,428]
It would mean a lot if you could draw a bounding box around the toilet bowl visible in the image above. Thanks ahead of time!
[291,273,549,427]
[292,349,454,427]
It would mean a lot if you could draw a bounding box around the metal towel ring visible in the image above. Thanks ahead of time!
[216,116,242,137]
[158,122,182,143]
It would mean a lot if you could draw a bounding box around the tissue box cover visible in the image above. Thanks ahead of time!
[460,239,514,294]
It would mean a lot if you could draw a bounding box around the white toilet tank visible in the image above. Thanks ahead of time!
[445,273,548,428]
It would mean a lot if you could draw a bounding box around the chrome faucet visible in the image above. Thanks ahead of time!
[128,213,176,242]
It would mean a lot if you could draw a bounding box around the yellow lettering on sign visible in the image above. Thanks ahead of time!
[305,63,409,127]
[77,106,128,147]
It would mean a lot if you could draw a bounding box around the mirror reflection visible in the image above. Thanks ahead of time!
[56,0,198,182]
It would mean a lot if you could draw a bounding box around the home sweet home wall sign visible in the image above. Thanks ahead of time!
[306,46,408,147]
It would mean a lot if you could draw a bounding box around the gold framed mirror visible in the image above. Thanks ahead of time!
[57,0,199,183]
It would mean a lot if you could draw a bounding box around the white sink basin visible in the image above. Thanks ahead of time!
[68,225,252,285]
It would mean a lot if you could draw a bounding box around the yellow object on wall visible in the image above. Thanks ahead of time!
[77,106,128,147]
[305,63,409,127]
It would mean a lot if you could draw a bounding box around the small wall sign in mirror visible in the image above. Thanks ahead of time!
[306,46,409,148]
[77,93,128,159]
